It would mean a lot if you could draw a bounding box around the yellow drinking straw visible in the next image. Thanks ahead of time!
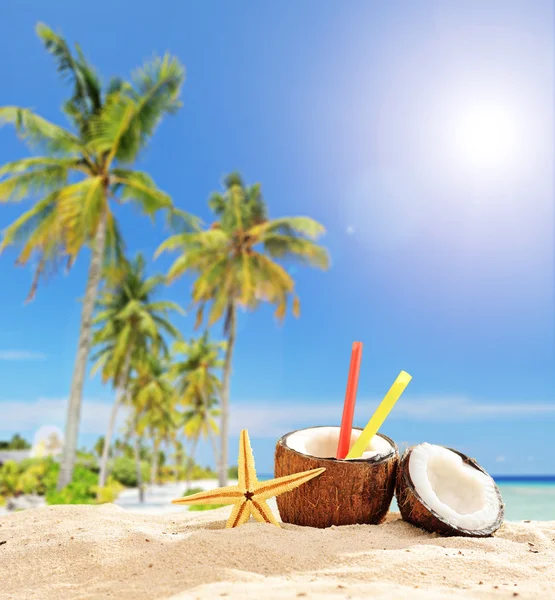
[345,370,412,459]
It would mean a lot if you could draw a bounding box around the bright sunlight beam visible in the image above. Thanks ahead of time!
[451,102,520,172]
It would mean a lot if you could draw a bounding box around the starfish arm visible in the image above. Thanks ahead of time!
[237,429,258,492]
[172,485,243,506]
[250,498,281,527]
[254,467,326,501]
[226,498,252,528]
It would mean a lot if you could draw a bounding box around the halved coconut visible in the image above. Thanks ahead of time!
[274,426,398,528]
[396,443,504,537]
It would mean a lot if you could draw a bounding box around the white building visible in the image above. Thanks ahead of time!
[0,450,32,467]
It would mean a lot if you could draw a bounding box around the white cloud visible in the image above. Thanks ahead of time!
[495,455,506,463]
[0,394,553,441]
[229,395,555,438]
[346,225,355,235]
[0,350,46,361]
[0,397,130,436]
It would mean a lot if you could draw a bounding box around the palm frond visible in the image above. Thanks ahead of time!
[0,163,72,203]
[55,177,105,256]
[103,213,128,280]
[262,234,330,269]
[0,156,86,178]
[147,300,185,316]
[0,196,54,250]
[36,23,100,114]
[89,54,184,165]
[165,207,203,234]
[111,169,173,215]
[249,216,326,241]
[125,54,184,148]
[0,107,83,155]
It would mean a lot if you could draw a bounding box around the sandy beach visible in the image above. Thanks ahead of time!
[1,502,554,600]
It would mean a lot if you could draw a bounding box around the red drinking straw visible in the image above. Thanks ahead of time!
[336,341,363,459]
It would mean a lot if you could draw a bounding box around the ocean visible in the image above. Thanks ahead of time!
[259,475,555,521]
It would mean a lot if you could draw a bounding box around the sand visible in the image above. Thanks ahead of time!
[1,503,554,599]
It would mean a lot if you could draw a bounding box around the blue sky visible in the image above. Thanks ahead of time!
[1,1,553,475]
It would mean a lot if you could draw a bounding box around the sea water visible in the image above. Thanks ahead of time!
[260,475,555,521]
[495,478,555,521]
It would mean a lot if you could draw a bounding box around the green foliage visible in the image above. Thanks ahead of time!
[156,172,330,327]
[0,455,129,506]
[228,465,239,479]
[110,456,149,487]
[183,486,224,511]
[183,486,204,496]
[190,464,216,480]
[0,458,59,496]
[188,503,225,511]
[110,456,138,487]
[0,24,187,301]
[91,252,183,388]
[170,332,223,441]
[76,451,99,472]
[45,465,98,505]
[0,433,31,450]
[94,436,107,458]
[157,465,177,483]
[0,460,20,496]
[94,477,125,504]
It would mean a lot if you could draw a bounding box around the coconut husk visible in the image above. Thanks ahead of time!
[274,426,398,528]
[395,445,505,537]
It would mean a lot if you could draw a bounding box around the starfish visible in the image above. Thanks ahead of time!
[172,429,325,528]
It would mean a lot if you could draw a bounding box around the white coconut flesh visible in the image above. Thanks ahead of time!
[408,443,501,531]
[286,426,393,460]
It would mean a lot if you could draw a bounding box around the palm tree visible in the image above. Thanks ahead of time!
[181,394,221,490]
[156,173,330,485]
[0,24,185,489]
[170,331,227,465]
[170,331,224,486]
[173,439,185,482]
[91,252,183,489]
[147,401,178,486]
[129,352,176,500]
[93,436,106,459]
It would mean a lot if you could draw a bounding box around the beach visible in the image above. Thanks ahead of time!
[1,502,554,599]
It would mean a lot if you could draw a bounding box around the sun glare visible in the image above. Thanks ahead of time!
[452,104,519,171]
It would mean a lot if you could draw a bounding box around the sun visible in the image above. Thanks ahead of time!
[451,103,519,171]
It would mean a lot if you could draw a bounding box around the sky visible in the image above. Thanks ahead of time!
[0,0,554,475]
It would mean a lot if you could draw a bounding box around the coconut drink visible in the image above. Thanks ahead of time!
[275,425,398,528]
[396,443,505,536]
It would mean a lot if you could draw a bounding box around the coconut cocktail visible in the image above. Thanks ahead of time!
[272,341,505,535]
[273,344,411,528]
[275,426,398,528]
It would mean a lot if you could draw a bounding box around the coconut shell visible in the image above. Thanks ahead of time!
[395,445,505,537]
[274,427,398,528]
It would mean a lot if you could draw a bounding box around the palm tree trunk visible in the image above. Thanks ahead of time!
[58,210,108,490]
[209,430,220,475]
[150,439,160,486]
[98,350,132,490]
[133,431,144,503]
[174,441,181,482]
[186,435,200,492]
[219,302,236,487]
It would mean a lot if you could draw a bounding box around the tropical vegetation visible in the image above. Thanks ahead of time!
[156,172,329,485]
[0,23,330,505]
[0,435,221,508]
[0,23,185,490]
[91,252,183,490]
